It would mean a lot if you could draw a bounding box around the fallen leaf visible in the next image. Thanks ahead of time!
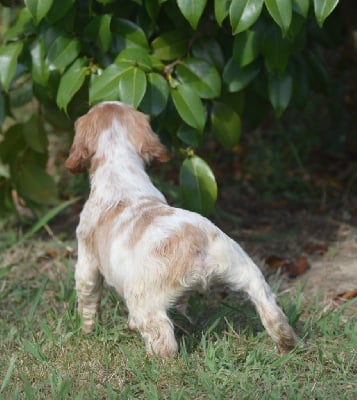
[265,254,310,278]
[284,256,310,278]
[265,255,288,269]
[64,246,75,258]
[45,248,58,259]
[335,288,357,301]
[303,244,328,255]
[44,246,74,259]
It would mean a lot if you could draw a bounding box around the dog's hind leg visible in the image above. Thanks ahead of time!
[242,273,298,353]
[75,240,103,333]
[218,240,298,353]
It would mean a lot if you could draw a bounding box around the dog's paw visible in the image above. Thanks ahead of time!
[83,322,94,334]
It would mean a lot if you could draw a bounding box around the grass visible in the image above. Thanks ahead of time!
[0,233,356,400]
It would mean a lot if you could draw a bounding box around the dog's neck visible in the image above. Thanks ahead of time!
[89,131,166,207]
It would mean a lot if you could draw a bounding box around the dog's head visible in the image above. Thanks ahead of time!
[65,102,169,174]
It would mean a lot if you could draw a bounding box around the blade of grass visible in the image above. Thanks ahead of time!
[20,373,37,400]
[0,356,16,393]
[0,263,15,279]
[23,340,47,362]
[48,372,73,399]
[17,197,80,245]
[27,277,49,324]
[39,320,55,341]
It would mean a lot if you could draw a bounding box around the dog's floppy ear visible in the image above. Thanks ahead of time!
[66,105,116,173]
[130,112,170,164]
[65,147,84,174]
[65,113,99,174]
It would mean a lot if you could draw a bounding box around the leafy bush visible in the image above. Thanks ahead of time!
[0,0,340,216]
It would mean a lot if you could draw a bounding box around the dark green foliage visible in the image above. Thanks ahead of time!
[0,0,340,216]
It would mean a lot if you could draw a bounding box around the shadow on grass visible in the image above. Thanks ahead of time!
[170,290,282,354]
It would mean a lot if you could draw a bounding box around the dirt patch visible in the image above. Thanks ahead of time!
[215,189,357,310]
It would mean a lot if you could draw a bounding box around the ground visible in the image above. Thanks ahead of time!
[3,189,356,313]
[1,182,356,399]
[215,189,357,312]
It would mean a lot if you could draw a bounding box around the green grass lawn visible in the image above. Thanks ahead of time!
[0,237,356,399]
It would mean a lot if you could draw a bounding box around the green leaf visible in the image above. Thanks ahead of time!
[211,102,241,148]
[0,92,7,128]
[46,0,74,23]
[177,123,203,148]
[46,36,80,71]
[152,31,188,61]
[230,0,264,35]
[223,59,260,92]
[261,25,291,74]
[306,51,329,94]
[180,155,217,216]
[118,67,147,108]
[0,124,26,164]
[84,15,112,52]
[264,0,292,35]
[191,38,225,70]
[3,8,34,41]
[171,84,206,132]
[140,72,169,116]
[268,73,293,117]
[293,0,309,17]
[149,55,165,71]
[39,72,59,104]
[115,48,152,71]
[214,0,230,26]
[176,58,221,99]
[0,166,10,180]
[56,59,87,112]
[10,81,33,108]
[145,0,161,21]
[30,39,49,86]
[177,0,207,29]
[287,12,306,40]
[233,30,260,66]
[0,42,23,91]
[220,92,245,115]
[25,0,54,24]
[89,63,131,104]
[23,115,48,153]
[313,0,339,27]
[40,101,72,130]
[111,18,149,50]
[14,161,58,205]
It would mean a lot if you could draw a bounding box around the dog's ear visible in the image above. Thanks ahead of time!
[65,114,97,174]
[65,147,83,173]
[130,112,170,164]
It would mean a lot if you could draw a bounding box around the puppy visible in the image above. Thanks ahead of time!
[65,101,298,357]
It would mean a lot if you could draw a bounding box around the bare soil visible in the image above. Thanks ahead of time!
[215,188,357,312]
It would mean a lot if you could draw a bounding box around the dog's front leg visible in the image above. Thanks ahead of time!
[75,240,103,333]
[126,293,178,357]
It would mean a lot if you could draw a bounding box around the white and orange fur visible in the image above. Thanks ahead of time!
[65,101,298,357]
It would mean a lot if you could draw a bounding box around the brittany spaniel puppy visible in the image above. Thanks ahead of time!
[65,101,298,357]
